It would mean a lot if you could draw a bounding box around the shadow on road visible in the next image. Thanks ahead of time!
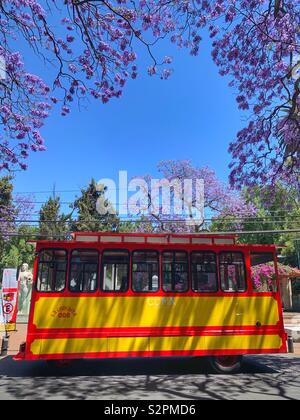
[0,355,299,400]
[0,355,277,378]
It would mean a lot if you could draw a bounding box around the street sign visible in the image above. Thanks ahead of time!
[0,295,5,333]
[1,269,18,332]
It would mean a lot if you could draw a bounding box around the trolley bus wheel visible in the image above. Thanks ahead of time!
[209,355,243,374]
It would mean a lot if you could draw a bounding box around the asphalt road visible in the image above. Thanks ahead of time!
[0,354,299,400]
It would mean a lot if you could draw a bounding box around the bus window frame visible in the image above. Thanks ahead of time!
[219,251,248,294]
[36,248,68,294]
[101,248,130,294]
[68,248,100,294]
[190,250,219,294]
[273,251,281,294]
[131,249,160,294]
[162,250,190,294]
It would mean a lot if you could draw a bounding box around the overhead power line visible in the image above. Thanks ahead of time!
[12,202,300,217]
[1,228,300,239]
[3,217,300,224]
[13,188,130,194]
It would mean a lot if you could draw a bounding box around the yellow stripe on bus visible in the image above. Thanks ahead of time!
[150,334,282,352]
[30,334,283,356]
[33,296,280,330]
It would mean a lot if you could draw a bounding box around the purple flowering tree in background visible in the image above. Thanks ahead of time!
[0,0,299,188]
[0,203,15,239]
[0,176,34,239]
[135,160,256,232]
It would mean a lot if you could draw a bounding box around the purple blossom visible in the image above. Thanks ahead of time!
[0,0,299,186]
[135,160,256,233]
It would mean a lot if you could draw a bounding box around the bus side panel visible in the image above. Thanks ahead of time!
[31,296,281,330]
[22,295,287,360]
[25,333,286,360]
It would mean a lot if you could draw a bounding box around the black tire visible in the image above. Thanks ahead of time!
[209,355,243,374]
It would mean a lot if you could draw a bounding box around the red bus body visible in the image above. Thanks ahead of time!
[15,233,287,362]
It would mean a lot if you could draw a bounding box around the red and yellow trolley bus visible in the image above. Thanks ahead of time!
[15,232,287,373]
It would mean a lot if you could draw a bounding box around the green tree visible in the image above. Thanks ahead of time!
[119,221,141,233]
[0,177,38,281]
[0,176,16,234]
[211,185,300,266]
[0,225,38,277]
[72,180,120,232]
[0,177,16,274]
[39,197,70,240]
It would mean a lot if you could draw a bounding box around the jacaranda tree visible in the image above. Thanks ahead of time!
[0,1,299,187]
[136,160,257,232]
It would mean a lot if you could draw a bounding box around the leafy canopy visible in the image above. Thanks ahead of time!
[0,1,299,188]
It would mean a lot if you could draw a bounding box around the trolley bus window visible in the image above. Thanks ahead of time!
[102,250,129,292]
[220,252,246,292]
[191,252,218,292]
[132,251,159,292]
[162,251,189,292]
[250,252,278,292]
[69,250,99,293]
[37,249,67,292]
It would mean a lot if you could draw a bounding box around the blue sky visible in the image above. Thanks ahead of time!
[12,27,244,214]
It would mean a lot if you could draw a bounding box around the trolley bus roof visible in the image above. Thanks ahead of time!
[26,232,276,250]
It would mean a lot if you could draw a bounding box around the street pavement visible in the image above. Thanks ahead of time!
[0,354,299,400]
